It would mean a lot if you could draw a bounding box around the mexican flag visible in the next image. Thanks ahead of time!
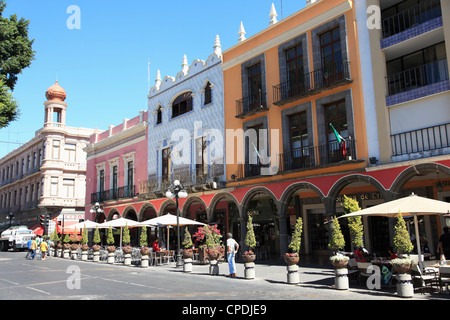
[329,123,345,144]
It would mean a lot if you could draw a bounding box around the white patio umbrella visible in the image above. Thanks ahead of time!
[65,220,100,231]
[339,193,450,269]
[96,217,141,248]
[139,214,205,251]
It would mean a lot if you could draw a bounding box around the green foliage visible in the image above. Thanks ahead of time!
[245,215,256,250]
[81,226,88,245]
[182,227,193,249]
[122,224,130,245]
[288,217,303,254]
[63,233,70,243]
[49,228,59,243]
[343,195,364,249]
[140,226,148,247]
[93,227,101,244]
[204,225,222,248]
[0,1,35,128]
[106,226,115,246]
[393,212,413,255]
[328,216,345,252]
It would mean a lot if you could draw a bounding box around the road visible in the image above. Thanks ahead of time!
[0,250,447,310]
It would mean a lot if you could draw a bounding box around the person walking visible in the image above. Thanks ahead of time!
[29,238,37,260]
[25,237,34,259]
[40,240,48,260]
[226,233,239,277]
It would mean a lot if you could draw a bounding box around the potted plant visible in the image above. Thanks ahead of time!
[69,232,80,260]
[182,227,194,259]
[243,211,257,263]
[203,225,222,275]
[106,226,115,264]
[391,212,414,298]
[343,195,364,251]
[92,227,101,262]
[140,226,150,267]
[285,217,303,265]
[122,224,132,266]
[80,226,89,261]
[63,234,71,258]
[328,216,349,290]
[50,228,59,257]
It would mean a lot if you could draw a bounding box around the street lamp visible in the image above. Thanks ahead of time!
[90,202,104,220]
[6,212,15,228]
[166,179,188,267]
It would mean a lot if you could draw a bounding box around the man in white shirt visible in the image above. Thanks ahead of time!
[226,233,239,277]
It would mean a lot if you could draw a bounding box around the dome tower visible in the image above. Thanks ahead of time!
[44,81,67,127]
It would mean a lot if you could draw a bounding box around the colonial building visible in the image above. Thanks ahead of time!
[0,82,100,234]
[84,110,148,245]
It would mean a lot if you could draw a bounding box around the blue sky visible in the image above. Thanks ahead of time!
[0,0,307,158]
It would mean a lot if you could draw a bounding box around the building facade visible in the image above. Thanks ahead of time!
[0,82,99,234]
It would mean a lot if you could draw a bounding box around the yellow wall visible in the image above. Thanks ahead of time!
[223,0,369,187]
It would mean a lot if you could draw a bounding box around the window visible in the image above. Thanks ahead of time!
[99,170,105,193]
[127,161,134,187]
[161,148,170,181]
[288,111,309,159]
[196,137,207,176]
[204,82,212,105]
[52,140,60,159]
[112,165,118,194]
[320,27,343,78]
[325,100,348,163]
[65,144,76,162]
[286,44,305,97]
[248,63,263,109]
[50,177,58,196]
[246,123,264,177]
[63,179,74,198]
[156,106,162,125]
[172,92,193,118]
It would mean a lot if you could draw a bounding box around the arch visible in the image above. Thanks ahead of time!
[159,198,176,216]
[138,202,157,222]
[209,192,240,213]
[181,195,208,220]
[106,208,120,221]
[240,186,278,219]
[327,174,391,213]
[123,205,138,221]
[390,162,450,197]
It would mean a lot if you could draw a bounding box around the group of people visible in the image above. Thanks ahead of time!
[25,235,51,260]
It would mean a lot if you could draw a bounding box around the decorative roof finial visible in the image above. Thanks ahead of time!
[269,3,278,26]
[155,69,161,89]
[213,35,222,58]
[238,21,246,42]
[181,54,189,75]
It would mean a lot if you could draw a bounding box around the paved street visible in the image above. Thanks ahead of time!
[0,251,447,304]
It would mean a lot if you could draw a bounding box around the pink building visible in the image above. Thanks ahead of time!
[84,110,149,230]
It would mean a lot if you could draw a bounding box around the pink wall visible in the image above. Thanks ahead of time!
[85,111,148,221]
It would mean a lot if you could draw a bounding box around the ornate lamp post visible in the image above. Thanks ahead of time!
[6,212,15,228]
[90,202,104,221]
[166,180,188,267]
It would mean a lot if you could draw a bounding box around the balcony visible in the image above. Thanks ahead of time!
[273,61,351,106]
[90,185,136,204]
[391,123,450,160]
[235,90,268,119]
[386,59,449,105]
[382,0,442,40]
[235,139,357,178]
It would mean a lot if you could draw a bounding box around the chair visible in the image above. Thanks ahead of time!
[411,264,439,294]
[439,266,450,293]
[115,248,124,263]
[357,262,373,285]
[162,250,175,264]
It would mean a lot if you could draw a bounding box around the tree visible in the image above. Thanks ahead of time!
[288,217,303,254]
[393,211,413,256]
[0,0,35,127]
[140,226,148,247]
[122,224,130,246]
[343,195,364,249]
[81,226,88,245]
[106,226,115,246]
[93,227,101,244]
[182,227,193,249]
[328,216,345,253]
[245,214,257,252]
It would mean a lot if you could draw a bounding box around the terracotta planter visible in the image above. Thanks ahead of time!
[107,246,116,253]
[81,244,89,251]
[207,251,220,261]
[331,259,349,269]
[183,250,194,259]
[284,254,299,266]
[392,263,411,274]
[141,247,150,256]
[63,243,71,250]
[122,246,132,254]
[92,245,101,252]
[70,244,79,251]
[242,254,256,263]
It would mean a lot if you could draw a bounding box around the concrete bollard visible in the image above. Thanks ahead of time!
[334,268,349,290]
[107,253,115,264]
[396,273,414,298]
[244,262,255,279]
[209,260,219,275]
[93,251,100,262]
[287,264,299,284]
[124,254,132,266]
[183,258,192,273]
[141,256,149,268]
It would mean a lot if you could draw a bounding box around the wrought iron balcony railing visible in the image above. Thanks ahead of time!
[236,90,268,118]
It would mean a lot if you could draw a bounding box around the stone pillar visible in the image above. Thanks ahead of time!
[335,268,349,290]
[396,273,414,298]
[287,264,299,284]
[244,262,255,279]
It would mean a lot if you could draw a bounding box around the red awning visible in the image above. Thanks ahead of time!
[30,224,44,236]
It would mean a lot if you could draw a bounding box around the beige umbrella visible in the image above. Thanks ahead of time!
[339,193,450,269]
[65,220,100,230]
[96,217,141,248]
